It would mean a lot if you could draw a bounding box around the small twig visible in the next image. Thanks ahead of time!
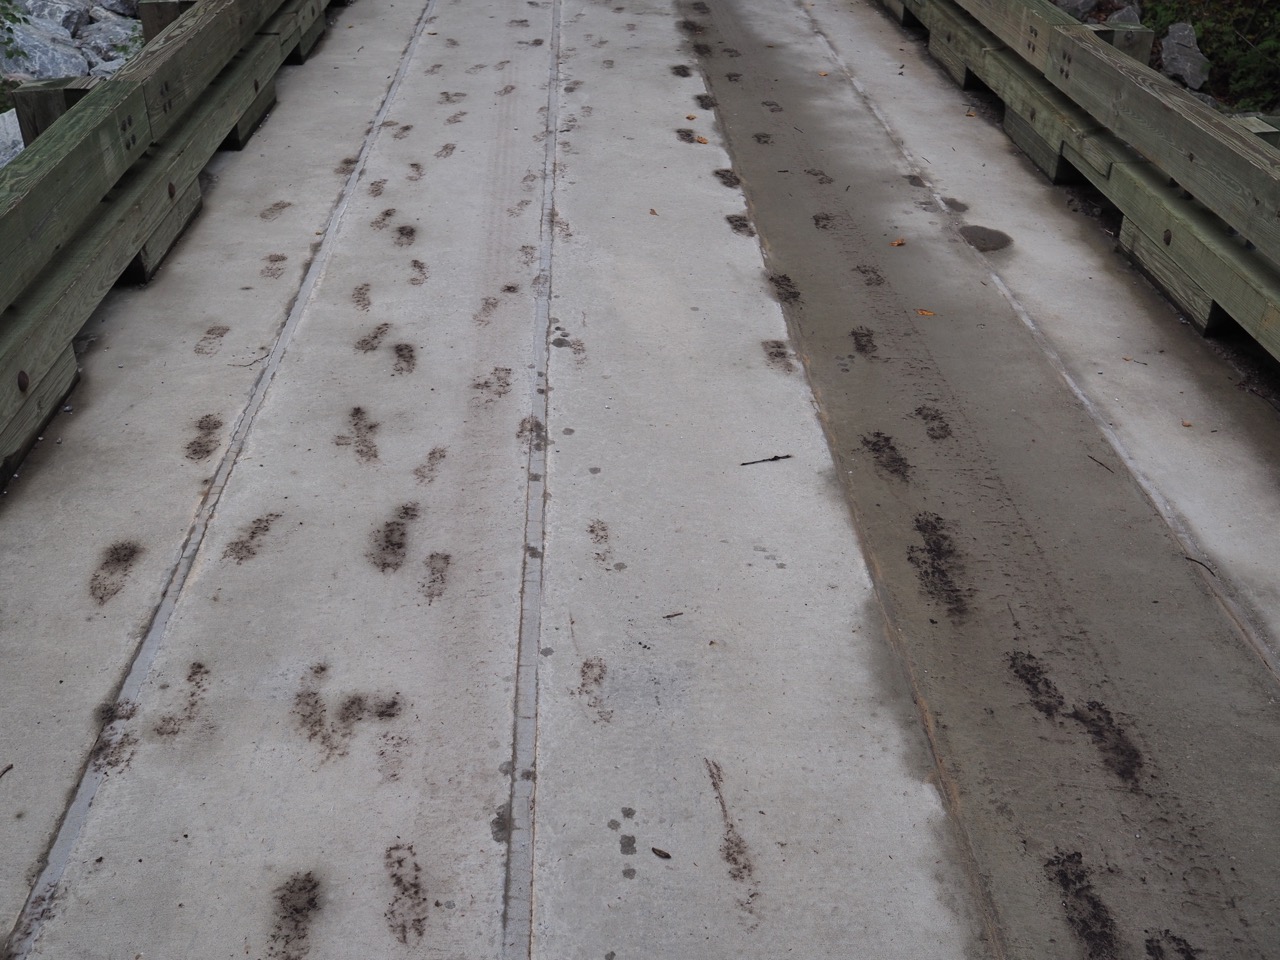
[1184,556,1218,577]
[740,454,792,466]
[0,763,13,781]
[1087,455,1114,473]
[662,612,684,619]
[230,351,270,368]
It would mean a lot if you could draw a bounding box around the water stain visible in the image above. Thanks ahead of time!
[943,197,968,212]
[959,224,1012,252]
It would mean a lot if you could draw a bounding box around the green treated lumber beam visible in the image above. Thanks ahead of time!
[117,0,287,141]
[1046,25,1280,270]
[11,77,99,146]
[1235,117,1280,149]
[139,0,199,43]
[0,81,152,318]
[948,0,1076,72]
[0,36,284,433]
[0,345,78,482]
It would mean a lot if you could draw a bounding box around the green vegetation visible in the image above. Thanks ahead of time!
[1099,0,1279,111]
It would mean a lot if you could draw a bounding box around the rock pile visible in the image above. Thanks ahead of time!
[0,0,142,166]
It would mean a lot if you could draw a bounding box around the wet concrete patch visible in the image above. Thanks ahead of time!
[958,224,1011,252]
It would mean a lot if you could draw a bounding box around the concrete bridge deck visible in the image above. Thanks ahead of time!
[2,1,1279,958]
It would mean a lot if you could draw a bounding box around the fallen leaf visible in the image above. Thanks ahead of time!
[695,135,709,144]
[686,114,697,120]
[1182,420,1193,427]
[1123,356,1133,361]
[889,238,906,246]
[818,71,829,76]
[965,110,976,117]
[649,208,658,216]
[652,847,672,859]
[917,309,935,316]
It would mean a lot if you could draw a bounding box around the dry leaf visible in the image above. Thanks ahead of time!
[1123,356,1133,361]
[1182,420,1193,427]
[917,309,935,316]
[695,136,709,144]
[965,111,976,117]
[818,71,829,76]
[686,114,697,120]
[649,208,658,216]
[889,238,906,247]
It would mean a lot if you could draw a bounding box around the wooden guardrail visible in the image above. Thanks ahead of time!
[0,0,333,480]
[878,0,1280,357]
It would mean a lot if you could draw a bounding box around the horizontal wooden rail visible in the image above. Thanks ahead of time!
[0,0,336,478]
[883,0,1280,362]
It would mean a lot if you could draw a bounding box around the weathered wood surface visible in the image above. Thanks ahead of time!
[116,0,286,140]
[1047,26,1280,271]
[0,36,283,433]
[0,81,152,317]
[12,78,99,147]
[139,0,200,44]
[0,344,78,482]
[948,0,1076,72]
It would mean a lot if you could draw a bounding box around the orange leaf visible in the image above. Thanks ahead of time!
[686,114,697,120]
[1182,420,1193,427]
[917,309,935,316]
[889,238,906,247]
[965,111,976,117]
[818,71,829,76]
[695,136,709,144]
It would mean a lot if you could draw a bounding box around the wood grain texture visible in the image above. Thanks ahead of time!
[0,344,77,481]
[0,36,283,431]
[1047,26,1280,271]
[0,81,152,317]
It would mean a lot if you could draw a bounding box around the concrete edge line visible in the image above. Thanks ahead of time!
[2,1,444,955]
[500,0,564,956]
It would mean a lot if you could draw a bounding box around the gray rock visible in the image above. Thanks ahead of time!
[87,4,128,23]
[1161,22,1211,90]
[1054,0,1098,19]
[76,17,139,61]
[0,20,90,79]
[89,55,124,76]
[95,0,137,16]
[16,0,93,36]
[0,109,24,170]
[1107,4,1142,25]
